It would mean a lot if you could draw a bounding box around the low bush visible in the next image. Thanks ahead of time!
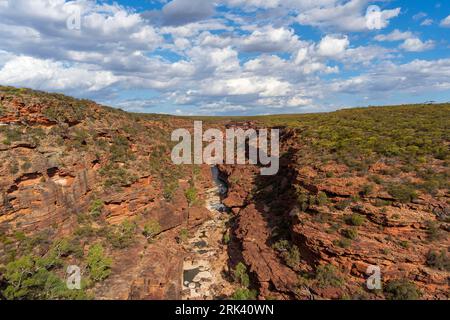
[384,279,421,300]
[89,199,104,218]
[398,240,409,248]
[315,264,344,288]
[387,183,418,203]
[107,220,137,249]
[345,213,365,226]
[178,228,189,243]
[163,181,178,201]
[222,232,231,245]
[316,192,328,206]
[373,199,392,207]
[335,199,352,210]
[426,249,450,271]
[233,262,250,288]
[341,228,358,240]
[142,219,161,241]
[425,221,442,242]
[230,288,257,300]
[282,245,301,269]
[360,184,374,196]
[333,237,352,248]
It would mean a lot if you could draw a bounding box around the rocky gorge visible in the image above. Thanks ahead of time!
[0,86,449,300]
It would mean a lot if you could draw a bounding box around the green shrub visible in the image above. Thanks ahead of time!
[297,192,310,212]
[143,219,161,241]
[425,221,442,241]
[387,183,418,203]
[426,249,450,271]
[71,129,90,149]
[74,224,95,238]
[2,255,87,300]
[272,239,290,252]
[273,240,301,268]
[369,175,383,184]
[99,164,137,189]
[178,228,189,243]
[230,288,257,300]
[315,264,344,288]
[398,240,409,248]
[345,213,365,226]
[110,135,131,162]
[107,220,137,249]
[51,238,83,259]
[185,186,198,207]
[9,161,19,174]
[223,232,231,245]
[282,245,301,268]
[384,279,421,300]
[20,161,32,171]
[1,127,22,145]
[341,228,358,240]
[86,243,112,282]
[163,181,178,201]
[360,184,374,196]
[2,238,88,300]
[317,192,328,206]
[335,199,352,210]
[233,262,250,288]
[89,199,104,217]
[334,238,352,248]
[374,199,391,207]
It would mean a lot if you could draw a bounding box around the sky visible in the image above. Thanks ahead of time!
[0,0,449,115]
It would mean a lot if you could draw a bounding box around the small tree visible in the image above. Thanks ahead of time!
[185,186,197,207]
[143,219,161,241]
[86,244,112,282]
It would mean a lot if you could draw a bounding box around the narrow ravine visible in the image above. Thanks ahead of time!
[181,166,235,300]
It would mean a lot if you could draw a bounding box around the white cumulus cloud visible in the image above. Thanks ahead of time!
[400,38,435,52]
[0,55,118,92]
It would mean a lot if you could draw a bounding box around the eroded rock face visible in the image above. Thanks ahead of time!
[0,166,96,236]
[235,204,298,299]
[220,127,449,300]
[0,89,218,300]
[129,245,184,300]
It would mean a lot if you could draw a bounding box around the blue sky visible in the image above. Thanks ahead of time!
[0,0,449,115]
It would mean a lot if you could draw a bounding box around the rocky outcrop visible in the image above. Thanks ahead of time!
[235,204,298,299]
[220,126,449,300]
